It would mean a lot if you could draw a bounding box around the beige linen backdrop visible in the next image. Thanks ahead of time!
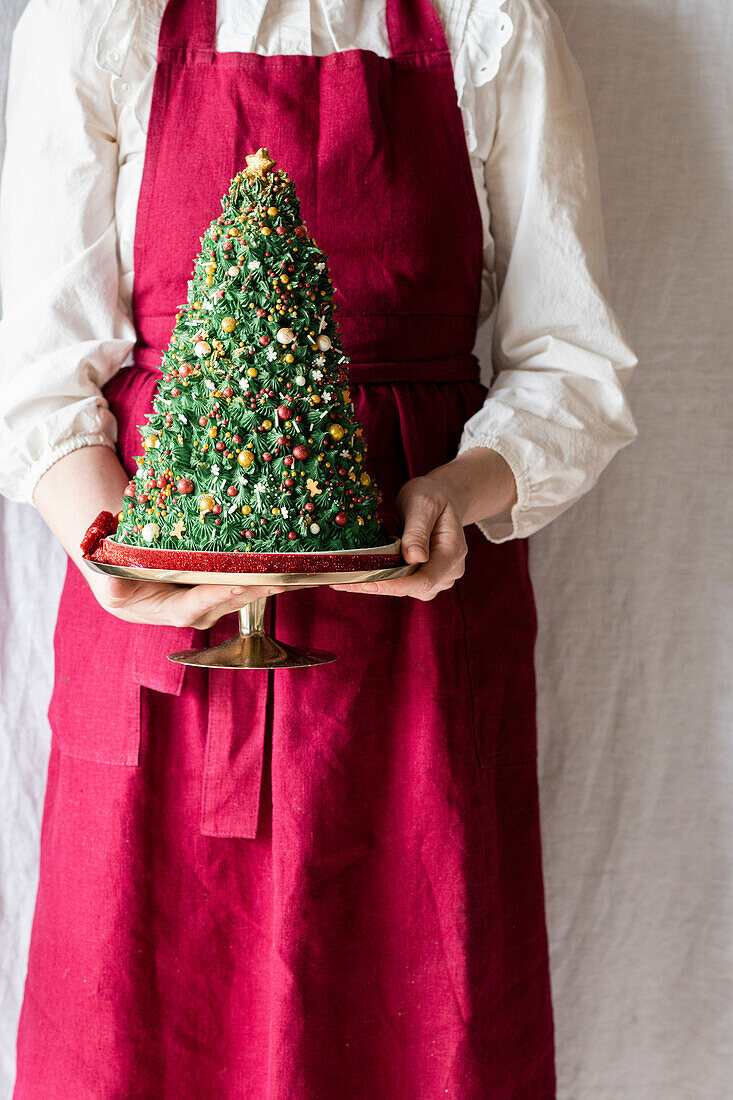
[1,2,731,1096]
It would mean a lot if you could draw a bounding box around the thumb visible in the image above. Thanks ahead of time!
[400,511,434,564]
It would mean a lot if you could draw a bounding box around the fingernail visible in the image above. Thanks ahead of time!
[231,587,243,595]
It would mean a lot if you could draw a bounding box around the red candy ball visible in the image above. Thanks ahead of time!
[335,512,348,526]
[177,478,194,494]
[259,335,270,346]
[123,481,136,498]
[284,477,294,487]
[178,365,190,378]
[223,387,233,398]
[276,404,292,421]
[292,444,309,460]
[283,456,293,467]
[287,531,297,540]
[262,452,272,462]
[227,486,238,497]
[295,225,307,238]
[198,416,208,426]
[212,505,222,515]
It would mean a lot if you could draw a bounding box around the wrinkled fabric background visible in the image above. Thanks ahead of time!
[1,1,731,1096]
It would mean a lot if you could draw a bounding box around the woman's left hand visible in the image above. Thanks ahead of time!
[328,447,518,600]
[329,475,467,601]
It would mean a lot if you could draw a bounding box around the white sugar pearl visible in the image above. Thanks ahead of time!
[294,375,306,386]
[309,523,320,535]
[227,266,239,277]
[141,522,160,543]
[194,341,211,358]
[276,327,295,344]
[315,335,331,351]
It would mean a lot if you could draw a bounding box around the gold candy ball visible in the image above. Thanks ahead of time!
[246,366,258,378]
[328,424,345,441]
[238,450,255,468]
[199,494,215,513]
[267,206,279,217]
[221,317,237,332]
[360,472,371,486]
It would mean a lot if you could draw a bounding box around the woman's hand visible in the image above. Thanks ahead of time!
[330,476,466,601]
[87,572,292,630]
[329,447,517,601]
[31,443,302,627]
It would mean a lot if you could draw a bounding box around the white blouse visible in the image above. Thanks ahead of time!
[0,0,638,543]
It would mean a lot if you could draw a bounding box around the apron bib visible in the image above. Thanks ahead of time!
[15,1,556,1095]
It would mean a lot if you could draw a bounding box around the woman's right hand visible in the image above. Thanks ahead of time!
[87,572,291,630]
[32,445,298,629]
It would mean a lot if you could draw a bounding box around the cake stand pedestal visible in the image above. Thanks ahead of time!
[84,536,415,669]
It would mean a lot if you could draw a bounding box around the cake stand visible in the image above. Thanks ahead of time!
[83,534,416,669]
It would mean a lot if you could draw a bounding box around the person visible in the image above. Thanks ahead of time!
[0,0,638,1095]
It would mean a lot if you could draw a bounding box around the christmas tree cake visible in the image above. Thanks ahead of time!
[112,147,387,555]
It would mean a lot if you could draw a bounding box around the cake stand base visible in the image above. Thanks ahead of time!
[83,535,415,669]
[168,596,337,669]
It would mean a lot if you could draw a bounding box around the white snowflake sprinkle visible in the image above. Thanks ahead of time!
[315,262,325,272]
[211,464,220,475]
[280,506,289,518]
[340,448,350,457]
[312,369,323,381]
[314,354,326,367]
[200,300,214,311]
[178,414,188,424]
[322,390,333,401]
[247,260,262,270]
[265,346,278,361]
[205,379,215,389]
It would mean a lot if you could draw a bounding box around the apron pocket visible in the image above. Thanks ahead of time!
[49,660,142,767]
[454,528,538,768]
[49,561,143,766]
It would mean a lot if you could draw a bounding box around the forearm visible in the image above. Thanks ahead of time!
[32,444,129,570]
[423,447,517,528]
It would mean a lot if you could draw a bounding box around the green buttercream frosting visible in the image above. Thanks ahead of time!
[114,148,388,553]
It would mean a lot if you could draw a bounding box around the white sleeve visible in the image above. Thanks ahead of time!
[0,0,137,505]
[457,0,639,543]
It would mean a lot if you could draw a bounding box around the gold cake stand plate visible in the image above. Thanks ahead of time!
[84,537,416,669]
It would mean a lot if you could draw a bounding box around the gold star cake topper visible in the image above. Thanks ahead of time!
[244,147,275,180]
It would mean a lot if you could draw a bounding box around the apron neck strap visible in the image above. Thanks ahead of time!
[158,0,450,59]
[159,0,215,55]
[386,0,450,58]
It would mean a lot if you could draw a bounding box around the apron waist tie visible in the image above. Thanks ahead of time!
[200,615,272,839]
[131,344,482,384]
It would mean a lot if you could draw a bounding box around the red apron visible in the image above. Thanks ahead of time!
[14,0,556,1095]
